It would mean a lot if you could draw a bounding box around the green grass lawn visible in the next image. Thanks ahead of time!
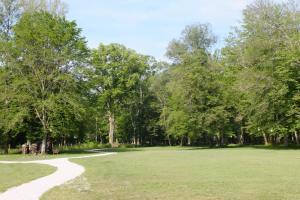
[39,147,300,200]
[0,163,56,192]
[0,150,98,161]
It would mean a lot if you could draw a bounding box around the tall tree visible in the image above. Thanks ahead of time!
[222,0,300,145]
[90,44,152,146]
[166,23,216,63]
[11,11,88,153]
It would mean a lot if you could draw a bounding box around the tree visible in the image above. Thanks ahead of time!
[0,0,21,39]
[222,0,300,145]
[166,23,216,63]
[0,0,23,153]
[11,11,88,153]
[157,23,234,146]
[90,43,152,146]
[0,67,30,153]
[20,0,67,16]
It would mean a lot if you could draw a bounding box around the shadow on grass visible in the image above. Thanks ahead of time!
[184,144,300,151]
[0,148,142,157]
[3,144,300,156]
[250,144,300,150]
[59,147,142,154]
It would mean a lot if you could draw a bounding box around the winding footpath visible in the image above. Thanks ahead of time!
[0,150,116,200]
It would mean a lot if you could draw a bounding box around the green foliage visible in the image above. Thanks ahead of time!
[222,0,300,144]
[1,0,299,151]
[0,11,88,152]
[89,43,159,145]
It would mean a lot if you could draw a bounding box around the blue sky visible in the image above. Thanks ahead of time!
[65,0,278,61]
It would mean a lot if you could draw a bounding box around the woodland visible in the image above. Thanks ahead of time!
[0,0,299,154]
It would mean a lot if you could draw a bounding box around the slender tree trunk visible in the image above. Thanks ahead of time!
[294,131,299,145]
[95,117,98,143]
[180,136,184,146]
[219,131,224,147]
[276,135,280,144]
[208,135,212,147]
[3,144,8,154]
[167,135,171,146]
[284,134,289,146]
[239,127,244,145]
[108,111,115,146]
[263,132,269,145]
[131,114,137,145]
[41,135,47,154]
[40,119,48,154]
[3,135,9,154]
[187,137,191,145]
[214,135,219,146]
[35,106,49,154]
[99,133,103,144]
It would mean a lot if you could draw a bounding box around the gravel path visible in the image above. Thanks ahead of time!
[0,151,116,200]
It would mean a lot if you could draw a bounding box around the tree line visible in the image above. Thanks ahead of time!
[0,0,299,153]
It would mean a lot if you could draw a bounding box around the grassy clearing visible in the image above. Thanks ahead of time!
[0,151,97,161]
[0,147,138,161]
[41,147,300,200]
[0,163,56,192]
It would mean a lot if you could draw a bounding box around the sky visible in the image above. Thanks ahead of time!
[65,0,279,61]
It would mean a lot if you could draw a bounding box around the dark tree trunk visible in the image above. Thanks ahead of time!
[3,138,9,154]
[284,134,289,146]
[219,132,224,147]
[2,134,10,154]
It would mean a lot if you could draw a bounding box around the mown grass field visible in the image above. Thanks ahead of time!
[0,163,55,192]
[38,147,300,200]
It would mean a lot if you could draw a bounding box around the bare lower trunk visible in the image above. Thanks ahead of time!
[187,137,191,145]
[41,136,47,154]
[3,134,9,154]
[3,139,8,154]
[99,134,103,144]
[276,135,280,144]
[3,145,8,154]
[218,132,224,147]
[167,135,171,146]
[108,111,115,146]
[263,132,269,145]
[284,134,289,146]
[95,117,98,143]
[239,127,244,145]
[294,131,299,145]
[36,106,48,154]
[180,136,184,146]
